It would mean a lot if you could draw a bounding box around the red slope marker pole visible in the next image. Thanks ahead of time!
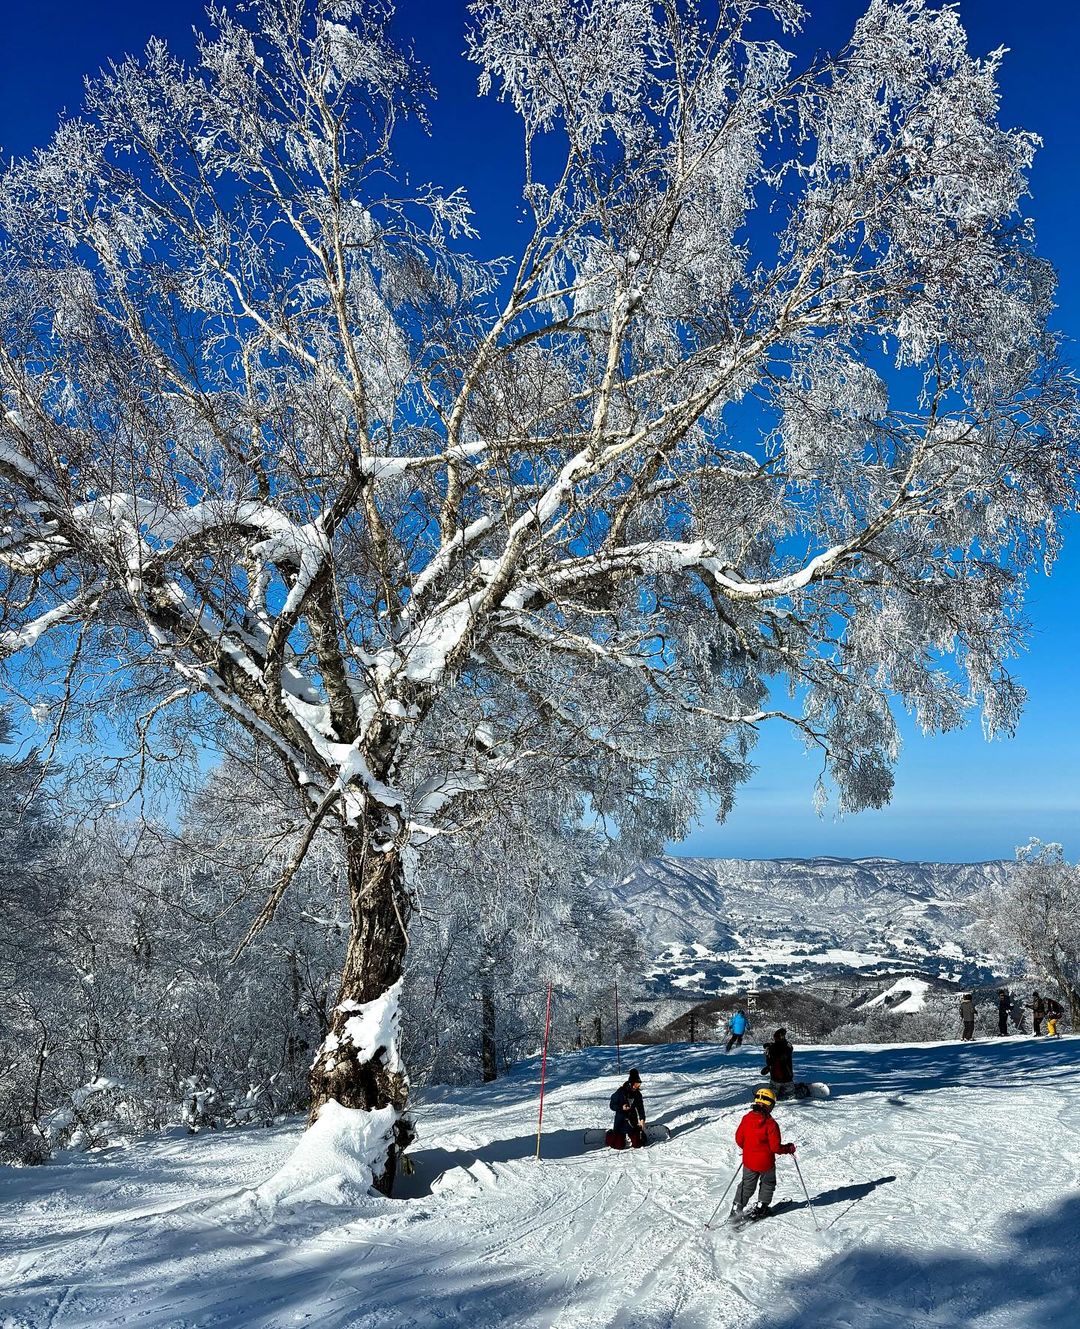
[614,978,622,1072]
[535,981,553,1160]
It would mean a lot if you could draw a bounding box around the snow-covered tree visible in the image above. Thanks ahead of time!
[405,778,643,1084]
[0,710,69,1160]
[0,760,348,1162]
[0,710,62,975]
[1,0,1077,1190]
[980,840,1080,1023]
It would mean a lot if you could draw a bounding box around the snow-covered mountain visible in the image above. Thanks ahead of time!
[609,856,1008,997]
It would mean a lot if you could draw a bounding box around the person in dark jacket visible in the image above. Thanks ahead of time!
[1031,991,1046,1037]
[960,993,976,1041]
[731,1087,796,1220]
[608,1068,646,1148]
[762,1028,795,1096]
[1045,997,1064,1037]
[725,1009,749,1052]
[997,989,1011,1037]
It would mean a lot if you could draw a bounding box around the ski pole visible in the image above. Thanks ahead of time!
[791,1155,820,1230]
[704,1161,743,1229]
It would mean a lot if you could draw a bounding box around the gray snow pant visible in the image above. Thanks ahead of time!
[734,1165,776,1211]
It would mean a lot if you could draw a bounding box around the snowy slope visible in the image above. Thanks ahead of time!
[1,1035,1078,1328]
[610,857,1007,997]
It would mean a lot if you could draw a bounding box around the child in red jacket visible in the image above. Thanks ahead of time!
[732,1086,796,1220]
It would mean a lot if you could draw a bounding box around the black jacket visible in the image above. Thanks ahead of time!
[609,1084,645,1133]
[762,1038,794,1083]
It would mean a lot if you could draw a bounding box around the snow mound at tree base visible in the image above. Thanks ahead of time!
[245,1100,397,1211]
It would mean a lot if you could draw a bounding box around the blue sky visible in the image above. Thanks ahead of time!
[2,1,1079,862]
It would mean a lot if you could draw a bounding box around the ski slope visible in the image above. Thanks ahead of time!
[1,1036,1078,1328]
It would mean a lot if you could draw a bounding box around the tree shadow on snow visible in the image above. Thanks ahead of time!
[753,1193,1080,1329]
[790,1035,1078,1105]
[656,1111,712,1139]
[396,1112,712,1200]
[396,1127,592,1198]
[1,1206,600,1329]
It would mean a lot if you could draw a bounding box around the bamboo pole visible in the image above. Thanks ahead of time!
[614,978,622,1071]
[535,982,553,1159]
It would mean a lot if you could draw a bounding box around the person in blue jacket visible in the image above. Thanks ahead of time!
[725,1009,749,1052]
[608,1069,646,1148]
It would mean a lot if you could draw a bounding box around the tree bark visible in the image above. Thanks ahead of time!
[480,959,498,1083]
[308,824,413,1195]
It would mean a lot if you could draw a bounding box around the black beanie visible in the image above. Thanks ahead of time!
[628,1067,641,1084]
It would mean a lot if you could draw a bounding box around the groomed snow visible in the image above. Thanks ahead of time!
[1,1036,1078,1327]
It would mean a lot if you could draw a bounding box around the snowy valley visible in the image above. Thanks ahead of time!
[1,1034,1077,1328]
[611,857,1007,1003]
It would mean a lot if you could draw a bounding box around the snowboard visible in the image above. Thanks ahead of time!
[583,1123,672,1149]
[777,1082,830,1100]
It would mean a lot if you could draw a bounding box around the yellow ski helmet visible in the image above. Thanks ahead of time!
[754,1088,777,1109]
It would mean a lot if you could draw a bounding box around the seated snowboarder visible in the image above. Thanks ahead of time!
[731,1087,796,1221]
[1045,996,1064,1037]
[607,1068,647,1149]
[762,1028,800,1098]
[725,1009,748,1052]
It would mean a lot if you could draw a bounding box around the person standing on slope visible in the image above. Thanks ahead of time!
[731,1087,796,1221]
[960,993,976,1041]
[608,1069,647,1149]
[725,1008,749,1052]
[762,1028,796,1098]
[1031,991,1047,1037]
[997,989,1011,1037]
[1045,996,1064,1037]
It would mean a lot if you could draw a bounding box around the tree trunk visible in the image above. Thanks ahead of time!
[1047,956,1080,1027]
[308,825,413,1195]
[480,960,498,1083]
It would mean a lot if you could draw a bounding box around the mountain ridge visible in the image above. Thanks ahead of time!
[609,855,1008,998]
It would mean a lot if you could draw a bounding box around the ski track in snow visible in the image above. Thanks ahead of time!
[1,1037,1078,1329]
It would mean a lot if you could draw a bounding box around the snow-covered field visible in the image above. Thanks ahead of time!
[2,1035,1078,1329]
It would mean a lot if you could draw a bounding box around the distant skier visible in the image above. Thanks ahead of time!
[762,1028,795,1097]
[1045,996,1064,1037]
[959,993,976,1041]
[607,1068,647,1149]
[731,1087,796,1221]
[1030,991,1047,1037]
[997,989,1011,1037]
[725,1009,749,1052]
